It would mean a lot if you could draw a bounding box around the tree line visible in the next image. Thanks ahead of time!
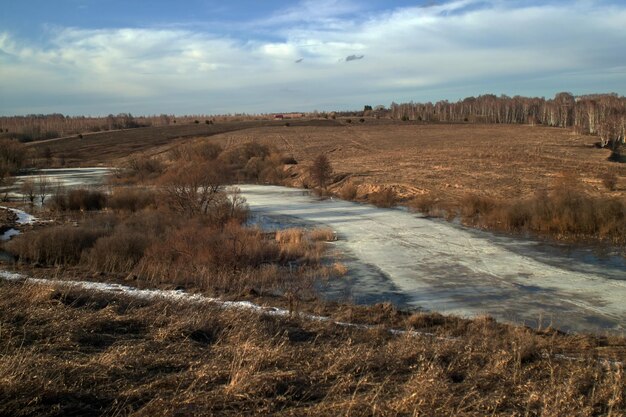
[0,113,262,143]
[384,93,626,149]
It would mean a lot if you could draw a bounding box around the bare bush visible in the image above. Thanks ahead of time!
[36,175,51,206]
[125,156,165,182]
[138,221,281,290]
[461,193,496,221]
[452,181,626,242]
[65,189,107,211]
[20,180,35,205]
[7,225,109,265]
[369,188,397,208]
[85,230,153,273]
[339,182,358,200]
[410,193,437,215]
[107,188,157,212]
[160,161,228,217]
[169,142,222,162]
[0,138,27,175]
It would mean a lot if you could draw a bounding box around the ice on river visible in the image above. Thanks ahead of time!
[240,185,626,334]
[3,168,113,202]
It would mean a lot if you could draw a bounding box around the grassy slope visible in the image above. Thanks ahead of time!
[1,281,624,417]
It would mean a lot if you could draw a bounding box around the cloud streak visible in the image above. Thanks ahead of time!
[1,0,625,115]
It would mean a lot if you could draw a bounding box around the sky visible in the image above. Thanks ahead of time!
[1,0,625,116]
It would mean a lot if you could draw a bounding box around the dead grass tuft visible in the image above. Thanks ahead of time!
[368,188,397,208]
[0,282,624,416]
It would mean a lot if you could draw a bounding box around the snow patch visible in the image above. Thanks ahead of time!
[0,206,37,224]
[0,228,20,241]
[0,270,438,339]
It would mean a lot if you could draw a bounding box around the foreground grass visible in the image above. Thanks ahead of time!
[1,280,624,416]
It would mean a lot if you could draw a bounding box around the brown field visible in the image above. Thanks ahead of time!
[1,280,624,417]
[30,120,626,242]
[200,123,626,201]
[27,119,340,166]
[32,120,625,202]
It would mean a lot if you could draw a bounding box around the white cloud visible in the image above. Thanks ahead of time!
[0,0,625,115]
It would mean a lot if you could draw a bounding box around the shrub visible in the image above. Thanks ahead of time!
[7,225,109,265]
[461,194,496,220]
[85,230,153,273]
[410,194,437,215]
[138,222,282,289]
[608,146,626,163]
[126,156,165,181]
[339,182,358,200]
[369,188,397,208]
[220,142,271,169]
[275,228,325,264]
[170,142,223,162]
[308,228,336,242]
[108,188,156,212]
[46,188,107,211]
[67,189,107,211]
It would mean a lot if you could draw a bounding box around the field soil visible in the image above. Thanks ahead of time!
[27,119,340,166]
[31,121,625,202]
[204,123,626,201]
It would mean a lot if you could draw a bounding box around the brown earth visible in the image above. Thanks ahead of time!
[30,120,624,202]
[27,119,341,166]
[201,123,625,201]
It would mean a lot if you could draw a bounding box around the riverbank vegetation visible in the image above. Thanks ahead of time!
[3,140,335,303]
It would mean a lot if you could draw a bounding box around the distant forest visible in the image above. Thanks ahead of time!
[1,92,624,150]
[383,93,625,148]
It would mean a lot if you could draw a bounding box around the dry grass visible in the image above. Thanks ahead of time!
[306,227,336,242]
[0,281,624,417]
[368,187,398,208]
[204,123,626,201]
[26,119,340,166]
[6,224,110,265]
[196,123,626,242]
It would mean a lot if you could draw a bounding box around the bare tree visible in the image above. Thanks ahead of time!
[226,186,249,221]
[36,175,51,206]
[21,179,36,205]
[160,161,227,216]
[310,154,333,190]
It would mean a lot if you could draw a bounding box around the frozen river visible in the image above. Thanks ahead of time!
[240,185,626,334]
[3,168,624,334]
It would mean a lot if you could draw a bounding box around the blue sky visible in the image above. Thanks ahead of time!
[1,0,625,116]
